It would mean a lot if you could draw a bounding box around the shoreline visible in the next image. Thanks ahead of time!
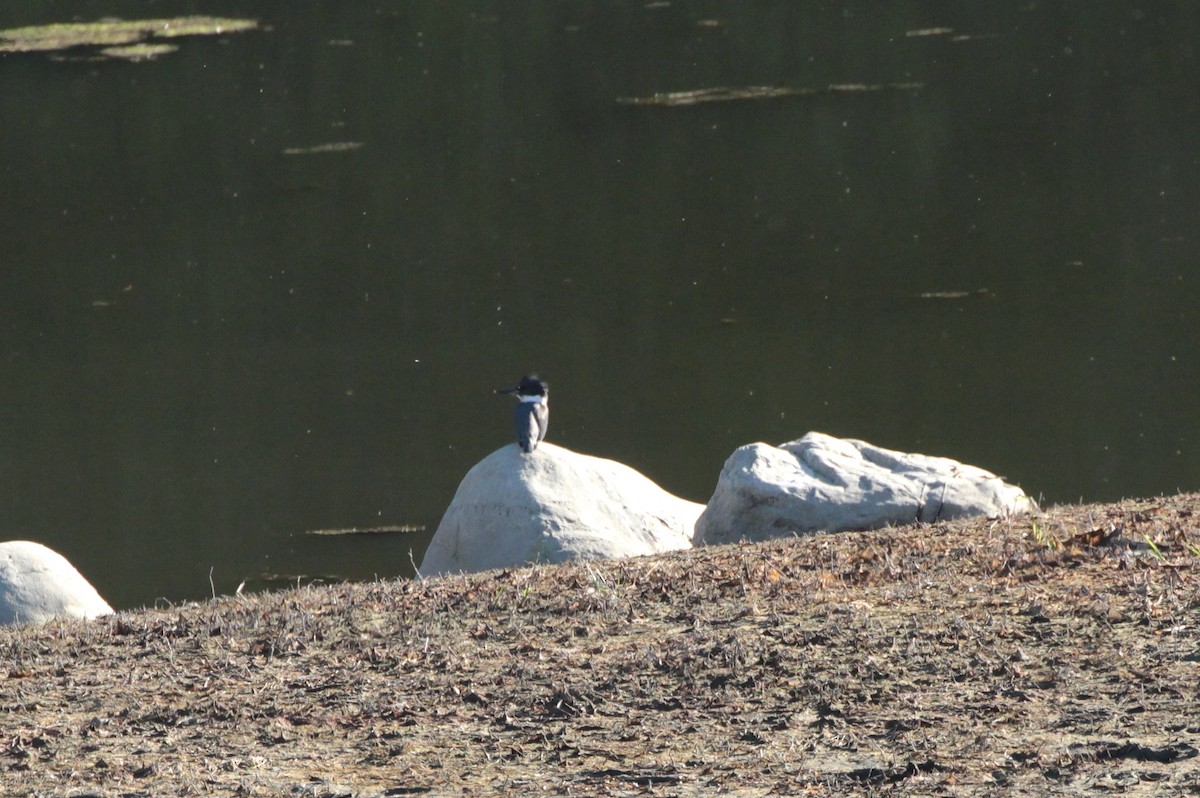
[2,493,1199,796]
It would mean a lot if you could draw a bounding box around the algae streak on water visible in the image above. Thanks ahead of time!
[0,17,258,57]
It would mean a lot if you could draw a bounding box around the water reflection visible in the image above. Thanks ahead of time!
[0,3,1197,608]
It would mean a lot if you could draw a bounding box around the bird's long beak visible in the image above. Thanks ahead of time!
[495,385,518,396]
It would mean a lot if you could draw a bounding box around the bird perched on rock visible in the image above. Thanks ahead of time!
[495,374,549,453]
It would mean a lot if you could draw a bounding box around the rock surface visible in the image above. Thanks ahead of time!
[0,541,114,626]
[694,431,1035,546]
[420,443,701,576]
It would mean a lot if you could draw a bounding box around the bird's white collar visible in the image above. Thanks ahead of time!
[520,395,546,404]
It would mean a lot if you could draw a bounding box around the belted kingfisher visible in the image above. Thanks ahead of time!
[495,374,549,453]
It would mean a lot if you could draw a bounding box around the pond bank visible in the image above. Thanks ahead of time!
[2,493,1199,796]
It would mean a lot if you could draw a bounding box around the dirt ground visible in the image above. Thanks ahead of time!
[2,494,1199,796]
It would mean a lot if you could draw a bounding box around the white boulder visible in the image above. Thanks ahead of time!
[694,431,1036,546]
[420,442,701,576]
[0,541,114,626]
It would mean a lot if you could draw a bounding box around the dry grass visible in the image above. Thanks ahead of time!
[3,494,1200,796]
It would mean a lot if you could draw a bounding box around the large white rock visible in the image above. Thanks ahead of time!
[0,541,114,626]
[694,431,1036,546]
[420,443,701,576]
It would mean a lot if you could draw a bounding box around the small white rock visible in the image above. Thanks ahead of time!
[420,443,701,576]
[694,431,1035,546]
[0,541,114,626]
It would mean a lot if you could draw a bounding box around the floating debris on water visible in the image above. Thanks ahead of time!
[304,524,425,537]
[903,28,998,43]
[99,43,178,62]
[617,86,816,107]
[827,82,927,92]
[89,284,135,308]
[282,142,366,156]
[0,16,258,61]
[905,27,955,37]
[918,289,993,300]
[142,18,258,39]
[619,82,923,107]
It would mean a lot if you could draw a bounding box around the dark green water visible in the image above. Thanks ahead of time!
[2,2,1198,609]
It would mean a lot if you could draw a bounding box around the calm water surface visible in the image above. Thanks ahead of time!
[1,2,1198,608]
